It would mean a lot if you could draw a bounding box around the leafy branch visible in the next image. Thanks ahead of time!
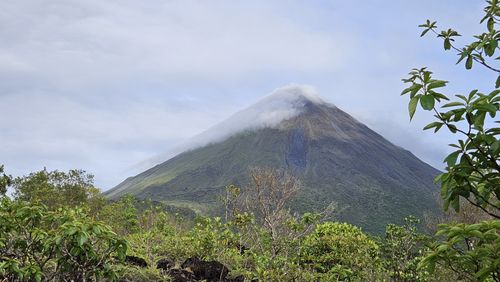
[403,1,500,280]
[419,0,500,80]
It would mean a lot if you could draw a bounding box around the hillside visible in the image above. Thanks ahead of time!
[107,86,441,233]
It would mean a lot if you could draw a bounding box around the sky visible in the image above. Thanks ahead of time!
[0,0,496,190]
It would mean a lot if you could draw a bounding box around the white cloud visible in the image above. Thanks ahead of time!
[198,84,321,139]
[141,84,324,167]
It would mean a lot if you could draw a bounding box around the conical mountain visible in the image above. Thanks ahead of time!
[107,85,440,233]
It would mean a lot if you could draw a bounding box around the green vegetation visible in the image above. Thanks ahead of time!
[0,165,485,281]
[302,222,380,280]
[0,197,127,281]
[401,0,499,280]
[380,216,430,281]
[11,168,106,215]
[1,1,498,281]
[0,165,11,196]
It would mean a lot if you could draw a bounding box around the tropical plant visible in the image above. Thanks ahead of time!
[402,1,499,217]
[0,198,127,281]
[401,1,500,280]
[422,220,499,281]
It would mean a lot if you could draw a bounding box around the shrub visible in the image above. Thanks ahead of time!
[0,198,127,281]
[302,222,380,281]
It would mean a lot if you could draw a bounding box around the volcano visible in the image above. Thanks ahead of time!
[107,85,440,233]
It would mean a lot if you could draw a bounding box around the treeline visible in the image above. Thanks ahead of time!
[0,166,497,281]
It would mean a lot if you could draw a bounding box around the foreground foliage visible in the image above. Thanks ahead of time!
[1,166,439,281]
[1,164,491,281]
[302,222,380,280]
[0,198,127,281]
[402,0,500,280]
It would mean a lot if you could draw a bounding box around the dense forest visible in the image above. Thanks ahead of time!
[1,1,499,281]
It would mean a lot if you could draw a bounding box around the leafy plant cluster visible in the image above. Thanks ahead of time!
[0,167,441,282]
[0,197,127,281]
[401,0,499,281]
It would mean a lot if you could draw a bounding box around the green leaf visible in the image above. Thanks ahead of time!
[486,39,497,57]
[465,55,473,69]
[444,39,451,50]
[427,80,448,90]
[401,86,413,95]
[420,29,430,37]
[423,70,432,82]
[431,92,449,101]
[452,113,464,122]
[456,51,468,64]
[35,272,42,282]
[496,75,500,88]
[491,140,500,155]
[442,102,464,108]
[434,123,444,132]
[468,89,478,100]
[487,17,494,32]
[401,84,422,96]
[423,122,442,130]
[420,95,435,110]
[456,94,468,102]
[489,89,500,98]
[77,233,88,246]
[476,103,497,113]
[444,151,460,167]
[447,124,457,133]
[408,95,420,120]
[410,84,423,97]
[67,227,78,236]
[92,225,102,235]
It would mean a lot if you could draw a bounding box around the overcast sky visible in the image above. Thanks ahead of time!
[0,0,495,190]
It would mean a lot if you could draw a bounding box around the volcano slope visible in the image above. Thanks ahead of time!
[107,85,440,233]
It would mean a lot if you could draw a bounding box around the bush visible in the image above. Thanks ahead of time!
[302,222,380,281]
[0,198,127,281]
[380,216,430,281]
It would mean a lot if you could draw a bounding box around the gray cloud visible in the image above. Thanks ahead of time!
[0,1,352,188]
[0,0,349,90]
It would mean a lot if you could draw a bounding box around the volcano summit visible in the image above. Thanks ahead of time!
[107,85,440,233]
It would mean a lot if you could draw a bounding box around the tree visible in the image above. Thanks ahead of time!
[402,2,499,218]
[0,165,11,196]
[401,1,500,280]
[0,198,127,281]
[240,168,333,258]
[98,194,140,236]
[380,216,429,282]
[11,168,105,213]
[243,167,301,244]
